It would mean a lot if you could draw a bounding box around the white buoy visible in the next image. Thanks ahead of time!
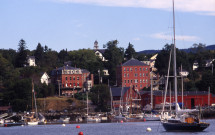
[62,124,66,126]
[146,127,152,132]
[21,125,24,127]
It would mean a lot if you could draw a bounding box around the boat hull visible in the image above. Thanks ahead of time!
[162,122,210,132]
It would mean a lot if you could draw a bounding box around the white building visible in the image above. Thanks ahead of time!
[26,56,36,66]
[41,72,50,85]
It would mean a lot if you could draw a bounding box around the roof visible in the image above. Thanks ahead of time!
[122,58,148,66]
[94,49,106,54]
[51,65,89,75]
[111,87,130,97]
[140,90,211,96]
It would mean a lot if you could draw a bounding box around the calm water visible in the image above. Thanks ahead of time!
[0,119,214,135]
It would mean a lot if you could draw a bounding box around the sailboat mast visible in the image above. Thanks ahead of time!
[173,0,178,105]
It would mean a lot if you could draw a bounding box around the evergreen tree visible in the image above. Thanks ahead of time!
[124,42,136,60]
[15,39,28,67]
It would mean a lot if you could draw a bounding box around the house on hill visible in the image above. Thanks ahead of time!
[93,40,108,62]
[41,72,50,85]
[26,56,36,67]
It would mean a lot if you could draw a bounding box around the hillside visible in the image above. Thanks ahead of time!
[138,44,215,54]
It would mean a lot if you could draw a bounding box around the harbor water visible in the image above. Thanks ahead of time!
[0,119,214,135]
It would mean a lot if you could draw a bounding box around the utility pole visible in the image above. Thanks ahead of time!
[57,80,60,96]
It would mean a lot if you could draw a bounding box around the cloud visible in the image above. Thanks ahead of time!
[150,32,199,41]
[132,37,140,41]
[54,0,215,16]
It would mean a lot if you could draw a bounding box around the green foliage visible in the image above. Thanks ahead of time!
[125,42,136,60]
[104,40,124,85]
[89,84,110,112]
[15,39,28,67]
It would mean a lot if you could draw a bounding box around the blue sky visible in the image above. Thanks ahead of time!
[0,0,215,52]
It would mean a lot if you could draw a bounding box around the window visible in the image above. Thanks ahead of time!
[140,80,142,83]
[143,79,145,83]
[135,73,137,77]
[124,68,125,71]
[139,73,142,77]
[128,80,129,83]
[146,73,148,76]
[143,68,144,71]
[73,83,75,86]
[135,79,138,83]
[140,68,141,71]
[146,79,148,83]
[146,68,148,71]
[143,73,145,77]
[124,80,126,83]
[73,77,75,80]
[77,83,79,86]
[130,68,132,71]
[135,68,137,71]
[127,68,129,71]
[70,77,72,80]
[140,85,142,88]
[127,73,129,77]
[131,80,133,83]
[77,77,79,80]
[66,77,67,80]
[124,74,126,77]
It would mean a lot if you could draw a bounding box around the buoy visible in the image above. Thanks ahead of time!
[21,125,24,127]
[144,118,146,122]
[76,125,80,128]
[62,124,66,126]
[78,131,83,135]
[146,127,152,132]
[4,124,7,127]
[120,120,123,123]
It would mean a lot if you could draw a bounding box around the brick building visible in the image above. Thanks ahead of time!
[51,65,94,96]
[116,58,151,91]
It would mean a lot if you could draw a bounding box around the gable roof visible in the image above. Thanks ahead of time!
[111,87,130,97]
[94,49,106,54]
[122,58,148,66]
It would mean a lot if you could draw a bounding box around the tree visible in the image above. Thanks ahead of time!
[104,40,124,85]
[15,39,28,67]
[89,84,110,112]
[34,43,44,66]
[124,42,136,60]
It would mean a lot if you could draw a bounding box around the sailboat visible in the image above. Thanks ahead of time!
[161,0,210,131]
[27,81,39,125]
[143,72,160,121]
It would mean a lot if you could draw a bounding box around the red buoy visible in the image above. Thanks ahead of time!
[76,125,80,128]
[4,124,7,127]
[78,131,83,135]
[120,120,123,123]
[144,118,146,122]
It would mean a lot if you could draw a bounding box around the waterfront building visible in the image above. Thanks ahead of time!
[40,72,50,85]
[51,65,94,96]
[141,90,215,109]
[116,58,150,91]
[26,56,36,67]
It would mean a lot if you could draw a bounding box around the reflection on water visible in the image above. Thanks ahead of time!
[0,119,214,135]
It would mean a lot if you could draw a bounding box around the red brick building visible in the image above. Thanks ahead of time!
[116,58,150,91]
[51,65,94,96]
[141,90,215,109]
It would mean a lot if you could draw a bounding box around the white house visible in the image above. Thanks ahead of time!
[205,59,215,67]
[193,61,199,70]
[179,70,189,77]
[26,56,36,66]
[41,72,50,85]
